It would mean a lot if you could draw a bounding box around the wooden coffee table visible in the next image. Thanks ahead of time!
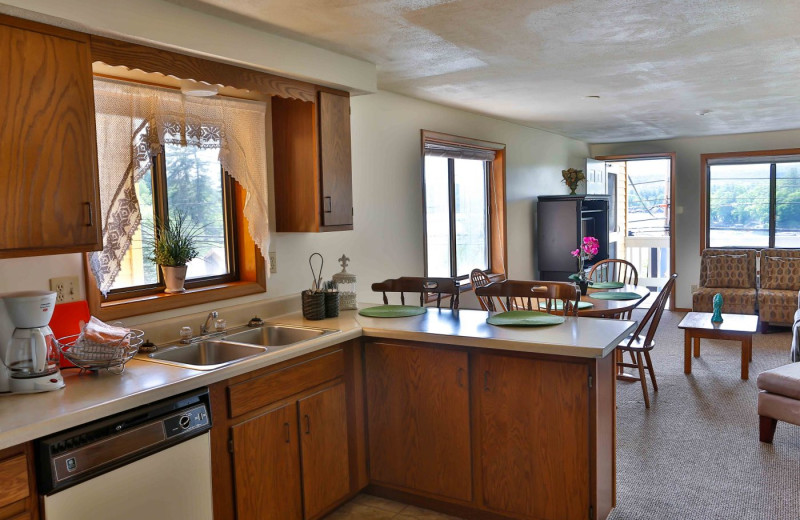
[678,312,759,380]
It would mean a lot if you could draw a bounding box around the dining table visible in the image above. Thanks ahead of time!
[576,283,650,318]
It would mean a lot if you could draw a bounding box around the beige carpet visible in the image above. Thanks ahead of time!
[609,309,800,519]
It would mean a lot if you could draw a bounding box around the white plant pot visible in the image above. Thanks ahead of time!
[161,265,188,293]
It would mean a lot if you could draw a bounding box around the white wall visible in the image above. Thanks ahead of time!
[0,90,588,324]
[591,128,800,309]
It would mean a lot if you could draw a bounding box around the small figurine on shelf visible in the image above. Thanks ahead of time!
[711,293,724,323]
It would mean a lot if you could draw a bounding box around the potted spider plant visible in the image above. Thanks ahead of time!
[148,212,201,293]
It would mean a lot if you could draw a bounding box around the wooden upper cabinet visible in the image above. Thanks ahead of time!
[0,16,101,258]
[475,353,590,520]
[318,92,352,228]
[364,341,472,502]
[272,91,353,232]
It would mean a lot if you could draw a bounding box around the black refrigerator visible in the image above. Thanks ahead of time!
[537,195,610,281]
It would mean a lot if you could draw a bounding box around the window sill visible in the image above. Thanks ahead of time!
[90,280,266,322]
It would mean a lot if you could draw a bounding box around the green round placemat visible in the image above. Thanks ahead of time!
[486,310,566,327]
[590,281,625,289]
[537,300,594,310]
[358,305,426,318]
[589,291,642,301]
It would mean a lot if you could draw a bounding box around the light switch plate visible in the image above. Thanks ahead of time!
[50,276,80,303]
[268,252,277,274]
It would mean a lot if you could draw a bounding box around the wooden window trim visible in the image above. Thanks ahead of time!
[102,158,240,303]
[87,181,266,321]
[699,148,800,254]
[420,130,508,278]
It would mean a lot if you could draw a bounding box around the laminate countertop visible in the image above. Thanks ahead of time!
[0,307,636,450]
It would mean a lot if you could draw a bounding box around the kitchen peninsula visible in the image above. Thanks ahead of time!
[0,307,635,520]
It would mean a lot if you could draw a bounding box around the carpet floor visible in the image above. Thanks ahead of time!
[609,309,800,519]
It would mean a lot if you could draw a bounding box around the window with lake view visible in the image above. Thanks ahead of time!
[706,159,800,248]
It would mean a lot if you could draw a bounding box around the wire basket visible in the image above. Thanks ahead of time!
[56,329,144,374]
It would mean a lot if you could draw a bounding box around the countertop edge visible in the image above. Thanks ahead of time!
[0,310,635,450]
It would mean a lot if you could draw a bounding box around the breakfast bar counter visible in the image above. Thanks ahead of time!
[359,307,636,358]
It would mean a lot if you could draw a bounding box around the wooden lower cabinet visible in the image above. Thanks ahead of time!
[298,383,351,519]
[212,345,362,520]
[231,403,302,520]
[475,353,590,520]
[0,443,37,520]
[365,339,614,520]
[365,341,471,502]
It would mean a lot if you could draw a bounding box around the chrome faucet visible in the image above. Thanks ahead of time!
[201,311,219,335]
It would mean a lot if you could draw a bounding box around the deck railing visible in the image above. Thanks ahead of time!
[625,235,670,290]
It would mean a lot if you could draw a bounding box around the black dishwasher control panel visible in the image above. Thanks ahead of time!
[36,387,212,495]
[164,404,210,438]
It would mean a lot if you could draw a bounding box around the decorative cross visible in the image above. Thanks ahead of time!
[338,254,350,270]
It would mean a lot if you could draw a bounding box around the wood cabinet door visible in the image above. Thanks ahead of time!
[318,91,352,228]
[476,354,590,520]
[365,341,471,502]
[297,382,350,519]
[0,19,101,257]
[231,403,302,520]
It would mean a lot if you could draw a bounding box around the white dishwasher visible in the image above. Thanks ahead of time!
[36,388,214,520]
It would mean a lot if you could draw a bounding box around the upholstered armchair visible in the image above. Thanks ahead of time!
[692,249,758,316]
[758,248,800,327]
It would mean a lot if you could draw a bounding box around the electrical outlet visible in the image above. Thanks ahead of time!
[50,276,80,303]
[268,252,277,274]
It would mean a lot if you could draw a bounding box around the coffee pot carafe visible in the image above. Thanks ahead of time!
[1,291,64,393]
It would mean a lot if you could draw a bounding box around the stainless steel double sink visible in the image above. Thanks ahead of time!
[142,324,337,371]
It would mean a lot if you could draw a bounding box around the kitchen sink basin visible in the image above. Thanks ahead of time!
[146,340,267,371]
[222,324,332,346]
[142,324,337,371]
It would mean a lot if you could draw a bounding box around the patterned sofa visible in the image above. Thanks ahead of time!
[692,248,758,316]
[692,248,800,328]
[759,248,800,327]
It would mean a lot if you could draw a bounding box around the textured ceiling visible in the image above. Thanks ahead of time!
[168,0,800,143]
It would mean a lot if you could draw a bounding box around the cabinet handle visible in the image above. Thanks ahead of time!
[284,422,290,443]
[304,414,311,434]
[83,202,93,227]
[457,367,465,388]
[483,370,490,391]
[323,196,332,213]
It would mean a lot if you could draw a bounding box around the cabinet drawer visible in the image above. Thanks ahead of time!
[228,349,344,418]
[0,454,29,509]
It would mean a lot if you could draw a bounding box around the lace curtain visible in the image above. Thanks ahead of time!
[90,77,270,295]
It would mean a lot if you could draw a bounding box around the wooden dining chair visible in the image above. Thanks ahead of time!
[475,280,580,317]
[615,273,677,408]
[588,258,639,319]
[588,258,639,285]
[470,269,506,312]
[371,277,460,309]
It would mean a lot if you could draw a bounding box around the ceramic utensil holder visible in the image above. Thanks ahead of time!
[302,290,326,320]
